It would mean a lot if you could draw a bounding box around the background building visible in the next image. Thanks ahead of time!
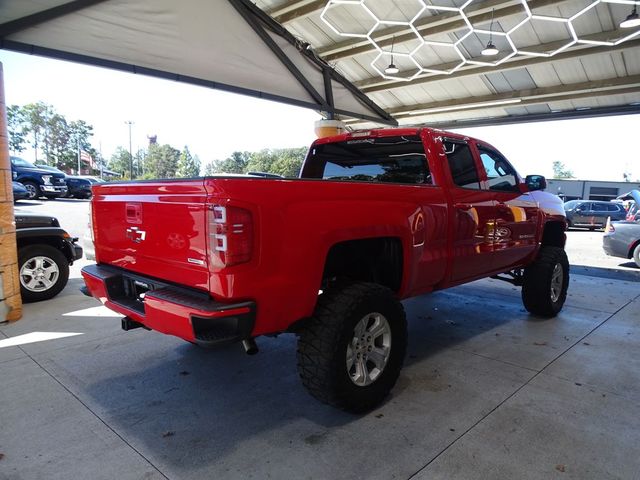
[547,179,640,202]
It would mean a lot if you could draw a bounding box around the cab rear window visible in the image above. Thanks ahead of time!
[302,135,431,185]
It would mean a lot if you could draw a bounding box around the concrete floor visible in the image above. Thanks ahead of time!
[1,269,639,479]
[3,199,640,479]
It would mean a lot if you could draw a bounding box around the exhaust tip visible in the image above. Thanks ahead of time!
[242,338,258,355]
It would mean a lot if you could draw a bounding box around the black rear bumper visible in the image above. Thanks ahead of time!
[81,263,256,348]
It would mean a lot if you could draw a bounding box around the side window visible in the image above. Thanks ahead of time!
[443,139,480,189]
[607,204,621,212]
[477,147,518,192]
[592,203,607,212]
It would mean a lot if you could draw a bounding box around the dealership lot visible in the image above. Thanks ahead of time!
[2,199,639,479]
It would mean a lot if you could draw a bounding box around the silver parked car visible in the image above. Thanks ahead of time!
[603,219,640,268]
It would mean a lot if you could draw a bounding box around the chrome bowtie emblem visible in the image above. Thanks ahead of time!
[126,226,146,243]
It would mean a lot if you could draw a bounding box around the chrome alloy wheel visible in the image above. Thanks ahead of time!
[346,312,392,386]
[23,183,38,199]
[550,263,563,303]
[20,256,60,292]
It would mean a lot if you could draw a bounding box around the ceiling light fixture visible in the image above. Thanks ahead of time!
[385,36,400,74]
[620,5,640,28]
[482,9,500,56]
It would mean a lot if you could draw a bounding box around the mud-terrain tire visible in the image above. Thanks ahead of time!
[18,244,69,303]
[522,246,569,317]
[296,282,407,413]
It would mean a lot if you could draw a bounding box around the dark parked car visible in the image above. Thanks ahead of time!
[15,213,83,302]
[12,181,29,202]
[11,156,68,199]
[603,219,640,268]
[564,200,627,229]
[65,176,93,199]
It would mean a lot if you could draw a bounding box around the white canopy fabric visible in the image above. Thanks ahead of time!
[0,0,396,125]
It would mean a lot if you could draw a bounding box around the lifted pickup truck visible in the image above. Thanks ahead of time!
[82,127,568,412]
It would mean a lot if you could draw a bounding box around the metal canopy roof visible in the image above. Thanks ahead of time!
[1,0,639,129]
[0,0,395,125]
[259,0,640,128]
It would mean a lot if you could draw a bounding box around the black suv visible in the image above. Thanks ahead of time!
[564,200,627,229]
[11,156,68,199]
[15,213,83,302]
[65,176,93,199]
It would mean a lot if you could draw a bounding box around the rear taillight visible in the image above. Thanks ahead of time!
[89,203,95,241]
[208,205,253,267]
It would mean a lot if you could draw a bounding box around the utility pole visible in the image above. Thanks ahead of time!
[99,141,103,179]
[125,120,134,180]
[77,137,81,174]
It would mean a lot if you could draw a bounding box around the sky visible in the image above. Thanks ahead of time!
[0,49,638,180]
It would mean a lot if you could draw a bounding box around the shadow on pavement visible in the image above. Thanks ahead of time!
[571,264,640,281]
[78,287,528,471]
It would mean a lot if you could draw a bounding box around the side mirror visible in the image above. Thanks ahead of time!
[525,174,547,192]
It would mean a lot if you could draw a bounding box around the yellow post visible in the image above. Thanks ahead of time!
[0,62,22,322]
[314,119,346,138]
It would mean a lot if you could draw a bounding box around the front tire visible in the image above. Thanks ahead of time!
[296,282,407,413]
[18,244,70,303]
[633,243,640,268]
[22,181,41,200]
[522,246,569,317]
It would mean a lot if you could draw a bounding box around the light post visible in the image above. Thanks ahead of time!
[125,120,134,179]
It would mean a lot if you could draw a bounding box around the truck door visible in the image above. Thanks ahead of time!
[475,144,538,271]
[442,137,496,282]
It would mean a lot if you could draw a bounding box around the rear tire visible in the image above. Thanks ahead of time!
[633,243,640,268]
[296,282,407,413]
[18,244,69,303]
[522,246,569,317]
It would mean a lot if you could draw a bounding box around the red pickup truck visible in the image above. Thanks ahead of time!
[82,127,568,412]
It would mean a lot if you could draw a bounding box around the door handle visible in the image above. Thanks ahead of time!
[455,203,472,210]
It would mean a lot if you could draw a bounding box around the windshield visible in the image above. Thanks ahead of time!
[302,135,431,185]
[11,156,36,168]
[564,200,579,209]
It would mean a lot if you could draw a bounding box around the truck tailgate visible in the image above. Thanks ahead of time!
[91,180,210,292]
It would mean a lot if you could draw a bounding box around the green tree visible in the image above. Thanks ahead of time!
[7,102,97,172]
[144,144,180,179]
[22,102,54,163]
[271,147,307,177]
[7,105,29,153]
[202,161,217,176]
[108,147,133,179]
[552,161,575,179]
[133,148,146,178]
[44,113,70,167]
[213,151,250,174]
[246,147,307,177]
[177,146,201,177]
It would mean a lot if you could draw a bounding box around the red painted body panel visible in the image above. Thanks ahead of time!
[92,180,211,292]
[84,127,566,343]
